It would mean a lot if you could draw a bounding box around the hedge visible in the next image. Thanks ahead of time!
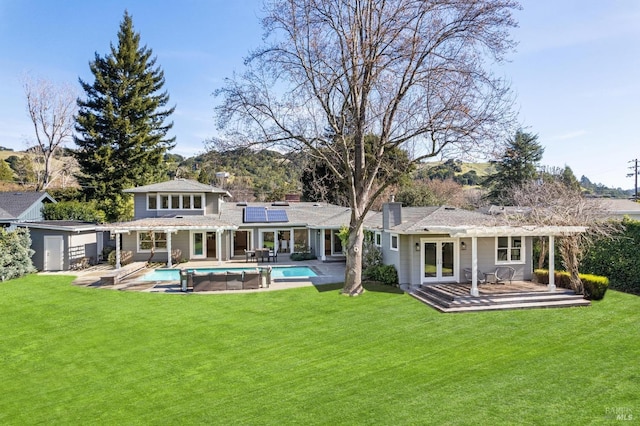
[580,217,640,295]
[533,269,609,300]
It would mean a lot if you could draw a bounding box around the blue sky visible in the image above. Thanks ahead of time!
[1,1,638,189]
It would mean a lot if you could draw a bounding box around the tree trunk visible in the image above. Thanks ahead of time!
[559,236,583,295]
[342,219,365,296]
[537,237,547,270]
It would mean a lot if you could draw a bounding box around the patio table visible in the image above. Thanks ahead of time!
[484,271,497,284]
[255,248,270,262]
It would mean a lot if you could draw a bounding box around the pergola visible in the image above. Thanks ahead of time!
[421,225,587,296]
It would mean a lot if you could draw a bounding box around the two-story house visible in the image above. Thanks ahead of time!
[103,179,353,267]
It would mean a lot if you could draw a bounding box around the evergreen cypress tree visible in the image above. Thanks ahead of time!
[74,11,175,220]
[484,130,544,204]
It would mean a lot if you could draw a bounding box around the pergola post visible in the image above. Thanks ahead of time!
[319,229,326,261]
[548,235,556,292]
[166,230,172,268]
[217,229,223,265]
[115,232,121,270]
[470,236,480,297]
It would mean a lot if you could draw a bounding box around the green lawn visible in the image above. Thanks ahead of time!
[1,276,638,425]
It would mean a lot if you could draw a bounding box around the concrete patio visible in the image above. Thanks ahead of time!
[62,258,347,293]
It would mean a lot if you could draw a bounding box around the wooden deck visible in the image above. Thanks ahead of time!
[410,281,591,313]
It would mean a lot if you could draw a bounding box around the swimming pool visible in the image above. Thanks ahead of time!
[142,266,317,281]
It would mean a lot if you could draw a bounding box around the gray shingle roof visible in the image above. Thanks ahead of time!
[122,179,229,194]
[219,202,353,228]
[387,206,501,233]
[101,215,237,231]
[0,192,55,220]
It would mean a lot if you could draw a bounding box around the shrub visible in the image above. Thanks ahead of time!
[107,250,132,266]
[581,274,609,301]
[290,252,316,261]
[364,264,398,286]
[362,238,382,270]
[533,269,609,300]
[0,228,36,280]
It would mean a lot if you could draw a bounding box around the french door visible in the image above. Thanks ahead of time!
[421,239,457,283]
[190,231,206,259]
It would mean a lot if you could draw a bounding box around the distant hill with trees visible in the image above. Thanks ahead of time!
[1,145,633,204]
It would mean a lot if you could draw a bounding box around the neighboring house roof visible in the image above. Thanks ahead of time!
[122,179,230,196]
[0,192,56,221]
[597,199,640,218]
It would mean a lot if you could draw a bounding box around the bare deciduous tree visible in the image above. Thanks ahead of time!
[216,0,519,295]
[23,75,77,190]
[510,180,621,295]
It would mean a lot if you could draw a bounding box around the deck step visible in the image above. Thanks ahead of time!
[410,284,590,313]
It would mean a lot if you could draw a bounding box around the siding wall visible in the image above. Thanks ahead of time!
[122,229,232,263]
[386,233,536,286]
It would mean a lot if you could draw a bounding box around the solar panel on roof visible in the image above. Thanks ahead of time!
[266,210,289,222]
[244,207,267,223]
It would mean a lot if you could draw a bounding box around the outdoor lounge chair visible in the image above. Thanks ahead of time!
[226,272,243,290]
[243,271,261,289]
[210,273,227,291]
[463,268,486,284]
[192,272,213,292]
[494,266,515,285]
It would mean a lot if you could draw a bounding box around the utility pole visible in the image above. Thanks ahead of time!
[628,159,639,201]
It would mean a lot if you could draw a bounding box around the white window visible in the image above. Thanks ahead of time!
[375,232,382,247]
[138,232,168,252]
[150,193,205,210]
[496,236,524,264]
[390,234,399,251]
[170,195,180,209]
[182,195,191,209]
[147,194,157,210]
[193,194,203,209]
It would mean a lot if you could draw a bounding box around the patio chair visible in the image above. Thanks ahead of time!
[244,249,256,263]
[494,266,515,285]
[243,271,261,289]
[269,247,278,263]
[463,268,486,284]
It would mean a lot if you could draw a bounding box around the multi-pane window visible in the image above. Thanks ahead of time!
[193,195,202,209]
[147,194,205,211]
[147,194,157,209]
[390,234,399,251]
[138,232,168,252]
[170,195,180,209]
[496,236,523,263]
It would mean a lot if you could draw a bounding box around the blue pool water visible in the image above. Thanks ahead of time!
[142,266,317,281]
